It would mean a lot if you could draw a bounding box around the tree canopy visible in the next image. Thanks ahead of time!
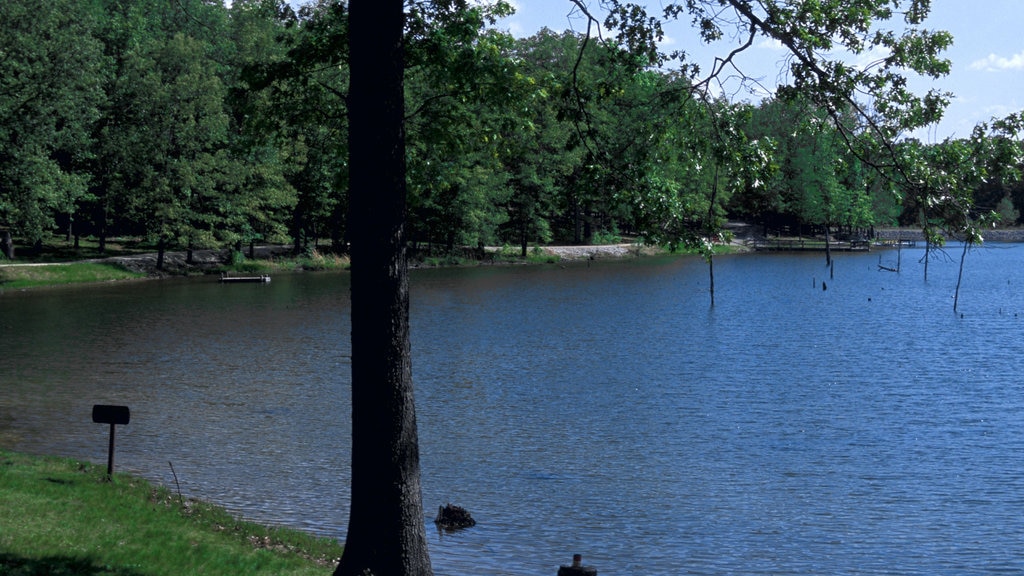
[1,0,1021,262]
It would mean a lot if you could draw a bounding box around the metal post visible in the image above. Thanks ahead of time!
[107,423,116,478]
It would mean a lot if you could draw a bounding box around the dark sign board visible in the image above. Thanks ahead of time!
[92,405,130,426]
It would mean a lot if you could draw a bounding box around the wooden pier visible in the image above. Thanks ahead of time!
[752,239,871,252]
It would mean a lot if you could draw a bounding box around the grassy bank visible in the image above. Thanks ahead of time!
[0,450,342,575]
[0,262,146,290]
[222,249,350,274]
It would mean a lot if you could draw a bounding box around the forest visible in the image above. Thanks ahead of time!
[1,0,1023,264]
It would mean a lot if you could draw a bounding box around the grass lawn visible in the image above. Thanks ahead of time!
[0,262,146,290]
[0,450,342,575]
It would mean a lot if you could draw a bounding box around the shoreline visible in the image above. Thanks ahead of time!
[873,227,1024,242]
[0,448,343,573]
[4,226,1024,289]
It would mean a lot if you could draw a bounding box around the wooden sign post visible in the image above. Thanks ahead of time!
[92,405,130,478]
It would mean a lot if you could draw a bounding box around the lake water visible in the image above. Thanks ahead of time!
[3,244,1024,574]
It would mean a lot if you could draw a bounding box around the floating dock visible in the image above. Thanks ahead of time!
[219,273,271,283]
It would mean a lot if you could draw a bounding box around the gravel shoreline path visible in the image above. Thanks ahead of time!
[539,244,645,260]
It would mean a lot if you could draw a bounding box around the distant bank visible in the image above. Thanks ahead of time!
[874,227,1024,243]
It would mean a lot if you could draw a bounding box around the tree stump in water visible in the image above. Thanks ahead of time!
[434,503,476,530]
[557,554,597,575]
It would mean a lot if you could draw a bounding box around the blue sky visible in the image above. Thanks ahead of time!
[494,0,1024,141]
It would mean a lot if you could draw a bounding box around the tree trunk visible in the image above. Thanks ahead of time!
[708,254,715,307]
[1,230,13,259]
[519,217,528,258]
[924,238,930,281]
[291,205,305,256]
[572,193,582,244]
[824,223,832,267]
[98,207,107,254]
[156,238,165,271]
[335,1,433,575]
[954,240,970,313]
[896,230,902,272]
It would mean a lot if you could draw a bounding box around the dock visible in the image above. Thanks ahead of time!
[219,273,271,283]
[752,239,871,252]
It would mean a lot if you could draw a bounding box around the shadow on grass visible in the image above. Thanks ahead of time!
[0,553,148,576]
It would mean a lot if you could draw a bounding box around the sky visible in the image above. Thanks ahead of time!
[494,0,1024,142]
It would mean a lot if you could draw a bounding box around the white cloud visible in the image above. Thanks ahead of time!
[981,102,1020,119]
[849,45,891,72]
[506,21,526,37]
[969,51,1024,71]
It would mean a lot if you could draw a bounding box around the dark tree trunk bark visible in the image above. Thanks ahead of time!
[824,223,832,267]
[335,1,433,575]
[954,239,970,313]
[1,230,13,259]
[291,205,304,256]
[896,231,902,272]
[98,207,107,254]
[708,254,715,307]
[572,193,582,244]
[156,238,165,271]
[924,238,930,281]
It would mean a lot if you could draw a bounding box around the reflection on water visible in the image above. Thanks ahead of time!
[4,245,1024,574]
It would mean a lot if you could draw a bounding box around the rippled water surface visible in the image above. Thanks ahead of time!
[3,244,1024,574]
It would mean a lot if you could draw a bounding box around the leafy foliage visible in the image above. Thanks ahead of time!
[0,0,1021,262]
[0,0,106,248]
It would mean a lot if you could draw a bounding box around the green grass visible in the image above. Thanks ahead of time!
[294,250,350,271]
[0,262,146,289]
[489,245,562,265]
[0,450,343,576]
[219,249,351,274]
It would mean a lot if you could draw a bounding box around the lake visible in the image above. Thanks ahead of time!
[3,243,1024,575]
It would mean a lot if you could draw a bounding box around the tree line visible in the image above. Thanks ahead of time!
[1,0,1022,264]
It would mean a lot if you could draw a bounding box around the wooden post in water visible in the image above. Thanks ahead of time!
[897,231,902,272]
[557,554,597,576]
